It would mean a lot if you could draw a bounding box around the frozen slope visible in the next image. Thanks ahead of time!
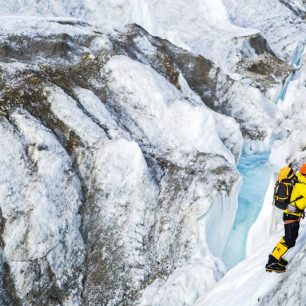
[246,48,306,257]
[280,0,306,18]
[0,0,295,74]
[245,47,306,255]
[270,50,306,169]
[0,112,85,305]
[245,43,306,306]
[109,24,287,154]
[195,219,306,306]
[223,0,306,60]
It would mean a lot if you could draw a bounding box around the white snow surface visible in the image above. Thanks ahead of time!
[0,15,94,37]
[195,218,306,306]
[0,0,296,73]
[105,55,237,165]
[138,260,224,306]
[223,0,306,60]
[0,111,84,304]
[270,52,306,168]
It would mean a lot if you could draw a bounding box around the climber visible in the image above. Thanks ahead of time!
[265,164,306,273]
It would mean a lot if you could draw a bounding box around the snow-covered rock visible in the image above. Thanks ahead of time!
[0,16,245,305]
[0,112,84,305]
[109,24,287,153]
[0,0,301,74]
[223,0,306,61]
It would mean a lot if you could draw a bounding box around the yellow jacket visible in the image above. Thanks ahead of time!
[285,172,306,217]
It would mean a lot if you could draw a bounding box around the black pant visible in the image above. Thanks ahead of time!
[283,213,300,248]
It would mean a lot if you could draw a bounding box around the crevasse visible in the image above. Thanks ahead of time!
[222,152,273,268]
[222,44,305,269]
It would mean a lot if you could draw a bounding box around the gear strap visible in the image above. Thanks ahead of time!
[284,219,300,224]
[271,238,288,260]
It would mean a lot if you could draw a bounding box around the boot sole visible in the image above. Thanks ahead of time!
[265,268,286,273]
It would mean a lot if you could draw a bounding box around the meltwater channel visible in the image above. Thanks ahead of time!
[222,152,273,268]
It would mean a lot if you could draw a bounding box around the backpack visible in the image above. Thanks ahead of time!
[273,166,296,210]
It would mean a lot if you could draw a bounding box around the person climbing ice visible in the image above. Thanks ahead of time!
[265,164,306,273]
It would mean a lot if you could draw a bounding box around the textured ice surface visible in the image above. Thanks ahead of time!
[223,0,306,60]
[195,218,306,306]
[222,152,273,268]
[105,55,236,165]
[0,111,84,304]
[270,51,306,168]
[274,44,305,104]
[0,0,295,74]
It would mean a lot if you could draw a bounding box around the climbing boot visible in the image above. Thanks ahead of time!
[266,262,286,273]
[278,257,288,267]
[265,255,286,273]
[266,255,286,272]
[266,254,278,266]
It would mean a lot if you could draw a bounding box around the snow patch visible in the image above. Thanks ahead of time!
[105,55,236,165]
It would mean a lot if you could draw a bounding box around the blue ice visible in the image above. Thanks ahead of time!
[222,152,273,268]
[274,44,305,104]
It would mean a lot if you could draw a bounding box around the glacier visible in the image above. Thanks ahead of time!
[0,1,305,306]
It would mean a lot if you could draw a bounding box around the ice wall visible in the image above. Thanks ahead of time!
[222,153,273,268]
[195,219,306,306]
